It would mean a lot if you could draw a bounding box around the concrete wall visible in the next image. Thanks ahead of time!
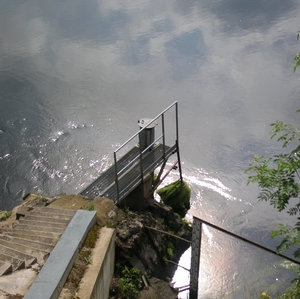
[78,227,116,299]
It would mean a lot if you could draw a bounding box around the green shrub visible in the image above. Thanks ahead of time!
[119,266,142,299]
[0,211,11,221]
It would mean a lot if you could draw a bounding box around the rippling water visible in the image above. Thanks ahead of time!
[1,0,300,297]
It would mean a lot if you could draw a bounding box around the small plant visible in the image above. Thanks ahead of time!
[71,291,80,299]
[84,225,100,248]
[119,266,142,299]
[84,255,92,264]
[0,211,11,221]
[86,203,94,211]
[167,244,174,258]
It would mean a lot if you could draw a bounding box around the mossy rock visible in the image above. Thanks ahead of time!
[157,180,191,217]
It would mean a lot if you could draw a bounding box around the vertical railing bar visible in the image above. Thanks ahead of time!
[114,151,120,203]
[162,113,166,160]
[175,101,179,143]
[138,129,144,189]
[176,140,183,182]
[175,102,183,181]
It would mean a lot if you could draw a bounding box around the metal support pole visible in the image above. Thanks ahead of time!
[162,113,166,159]
[114,151,120,203]
[175,101,179,143]
[190,218,202,299]
[176,140,183,182]
[138,131,144,188]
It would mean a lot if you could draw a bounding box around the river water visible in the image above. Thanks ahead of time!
[1,0,300,298]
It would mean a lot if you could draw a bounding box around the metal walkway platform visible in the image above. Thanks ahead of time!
[80,143,176,202]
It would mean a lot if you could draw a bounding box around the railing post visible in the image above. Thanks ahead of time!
[114,151,120,203]
[138,130,144,187]
[162,113,166,159]
[175,102,179,143]
[190,218,202,299]
[176,140,183,181]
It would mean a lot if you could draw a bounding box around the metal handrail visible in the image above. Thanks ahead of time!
[113,101,178,201]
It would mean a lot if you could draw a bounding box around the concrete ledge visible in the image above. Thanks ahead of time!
[23,210,97,299]
[78,227,116,299]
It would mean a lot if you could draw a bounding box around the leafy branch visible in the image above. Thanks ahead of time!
[294,31,300,72]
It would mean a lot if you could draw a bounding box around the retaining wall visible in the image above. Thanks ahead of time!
[78,227,116,299]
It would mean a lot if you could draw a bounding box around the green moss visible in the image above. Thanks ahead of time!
[0,211,11,221]
[84,225,100,248]
[157,180,191,217]
[86,203,95,211]
[167,247,174,258]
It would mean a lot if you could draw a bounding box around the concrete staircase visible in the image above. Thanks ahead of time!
[0,207,76,276]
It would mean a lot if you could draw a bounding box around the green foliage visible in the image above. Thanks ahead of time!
[86,202,95,211]
[246,119,300,214]
[167,243,174,258]
[271,225,300,256]
[0,211,11,221]
[275,283,300,299]
[246,118,300,259]
[294,31,300,72]
[119,266,142,299]
[84,225,100,248]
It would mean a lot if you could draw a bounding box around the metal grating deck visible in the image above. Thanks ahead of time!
[80,143,176,202]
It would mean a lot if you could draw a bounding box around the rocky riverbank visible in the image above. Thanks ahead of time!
[0,193,192,299]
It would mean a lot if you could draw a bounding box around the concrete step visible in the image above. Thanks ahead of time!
[20,210,74,222]
[0,234,54,252]
[0,244,37,268]
[0,261,12,276]
[30,207,76,218]
[23,215,71,225]
[6,228,62,240]
[0,238,49,264]
[3,230,59,246]
[18,218,70,229]
[0,253,25,271]
[13,223,66,234]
